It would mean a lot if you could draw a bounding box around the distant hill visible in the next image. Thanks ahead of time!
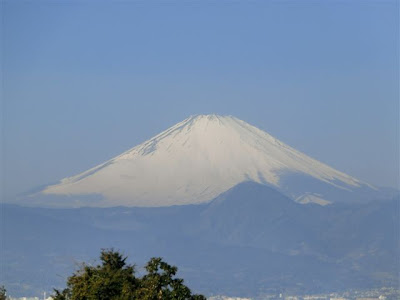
[2,182,399,297]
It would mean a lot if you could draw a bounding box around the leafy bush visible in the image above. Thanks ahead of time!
[53,249,205,300]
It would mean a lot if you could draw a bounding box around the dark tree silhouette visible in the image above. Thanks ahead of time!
[0,286,6,300]
[53,249,205,300]
[135,257,205,300]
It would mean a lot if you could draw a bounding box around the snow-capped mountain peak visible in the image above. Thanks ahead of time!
[41,114,373,207]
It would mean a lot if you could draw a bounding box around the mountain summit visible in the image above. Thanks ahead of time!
[40,114,375,207]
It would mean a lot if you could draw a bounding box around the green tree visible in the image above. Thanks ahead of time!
[0,285,6,300]
[54,249,137,300]
[135,257,205,300]
[52,288,71,300]
[53,249,205,300]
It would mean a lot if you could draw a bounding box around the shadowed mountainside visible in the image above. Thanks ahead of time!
[1,182,399,297]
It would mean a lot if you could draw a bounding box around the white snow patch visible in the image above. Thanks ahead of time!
[43,114,367,207]
[296,193,332,206]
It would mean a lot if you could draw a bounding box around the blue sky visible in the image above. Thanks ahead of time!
[2,0,399,198]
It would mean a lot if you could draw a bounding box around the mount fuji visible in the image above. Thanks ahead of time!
[29,114,381,207]
[5,115,399,296]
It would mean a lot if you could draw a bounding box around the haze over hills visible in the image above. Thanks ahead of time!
[2,182,399,297]
[28,114,382,207]
[3,115,399,297]
[3,0,398,297]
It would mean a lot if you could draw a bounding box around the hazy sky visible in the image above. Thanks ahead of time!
[2,0,399,199]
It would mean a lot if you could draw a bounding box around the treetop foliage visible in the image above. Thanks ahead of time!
[53,249,205,300]
[0,286,6,300]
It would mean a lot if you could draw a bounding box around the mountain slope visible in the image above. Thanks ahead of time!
[3,183,399,297]
[35,114,376,207]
